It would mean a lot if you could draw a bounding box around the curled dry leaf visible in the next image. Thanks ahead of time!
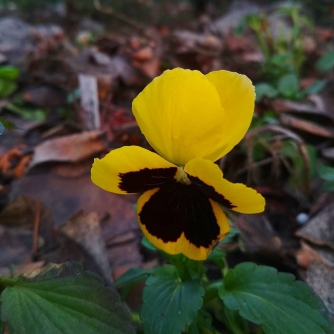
[29,130,106,169]
[0,146,32,179]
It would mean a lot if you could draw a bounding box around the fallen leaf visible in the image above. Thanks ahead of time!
[296,202,334,250]
[305,261,334,317]
[29,130,106,168]
[280,113,334,138]
[60,211,112,283]
[296,241,334,268]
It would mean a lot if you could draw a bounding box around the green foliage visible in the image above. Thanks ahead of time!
[241,7,325,101]
[0,66,20,98]
[317,163,334,191]
[219,262,333,334]
[141,264,204,334]
[255,83,278,101]
[316,50,334,72]
[0,262,135,334]
[5,103,46,122]
[221,305,249,334]
[277,73,300,99]
[114,267,152,299]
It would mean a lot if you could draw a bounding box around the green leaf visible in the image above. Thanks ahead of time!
[277,73,299,98]
[5,103,46,122]
[255,83,278,101]
[221,304,249,334]
[0,66,20,80]
[220,227,240,244]
[304,80,327,95]
[0,118,16,130]
[141,264,204,334]
[0,79,17,97]
[317,164,334,181]
[316,51,334,72]
[207,248,226,261]
[141,235,157,251]
[322,180,334,192]
[219,262,333,334]
[0,319,4,334]
[0,261,135,334]
[114,267,152,287]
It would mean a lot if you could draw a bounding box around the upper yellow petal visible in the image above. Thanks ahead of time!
[91,145,178,194]
[132,68,226,165]
[205,70,255,161]
[184,158,265,214]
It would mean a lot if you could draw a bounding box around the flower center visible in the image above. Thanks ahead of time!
[176,167,191,185]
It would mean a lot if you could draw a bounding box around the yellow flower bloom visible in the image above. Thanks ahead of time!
[91,68,265,261]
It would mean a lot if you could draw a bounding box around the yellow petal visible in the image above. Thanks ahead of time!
[91,146,178,194]
[137,184,230,261]
[132,68,225,165]
[184,158,265,213]
[205,70,255,161]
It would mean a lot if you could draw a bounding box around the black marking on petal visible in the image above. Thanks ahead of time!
[139,182,220,248]
[119,167,177,193]
[187,174,235,210]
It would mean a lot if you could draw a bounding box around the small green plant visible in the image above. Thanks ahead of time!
[239,7,326,101]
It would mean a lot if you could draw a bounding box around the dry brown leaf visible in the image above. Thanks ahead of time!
[305,261,334,317]
[11,159,138,238]
[60,211,112,283]
[296,202,334,250]
[296,241,334,268]
[280,113,334,138]
[29,130,106,168]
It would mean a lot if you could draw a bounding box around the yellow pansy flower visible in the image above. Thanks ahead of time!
[91,68,265,261]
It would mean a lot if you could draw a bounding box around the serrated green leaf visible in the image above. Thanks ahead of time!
[114,268,152,287]
[0,261,135,334]
[316,51,334,72]
[141,264,204,334]
[219,262,333,334]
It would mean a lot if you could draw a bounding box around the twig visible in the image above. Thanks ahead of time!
[245,124,310,194]
[33,201,41,256]
[94,0,145,32]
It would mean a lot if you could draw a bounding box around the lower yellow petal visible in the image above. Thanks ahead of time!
[184,158,265,213]
[137,184,230,261]
[91,146,178,194]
